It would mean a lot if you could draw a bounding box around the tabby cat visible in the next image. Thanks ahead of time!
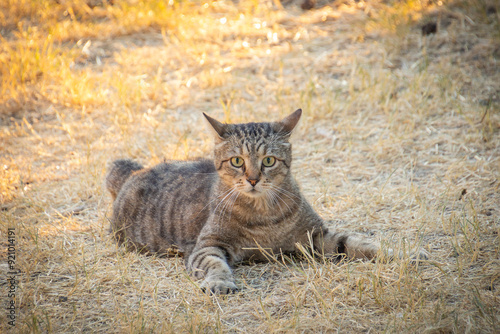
[106,109,386,294]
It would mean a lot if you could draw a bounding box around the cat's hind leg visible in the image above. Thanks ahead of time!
[312,229,379,260]
[312,228,428,262]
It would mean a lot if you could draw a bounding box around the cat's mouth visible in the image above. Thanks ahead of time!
[235,182,267,198]
[242,187,262,197]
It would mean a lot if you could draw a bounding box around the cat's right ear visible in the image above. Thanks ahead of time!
[203,113,226,139]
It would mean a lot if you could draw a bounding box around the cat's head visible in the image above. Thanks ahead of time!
[203,109,301,199]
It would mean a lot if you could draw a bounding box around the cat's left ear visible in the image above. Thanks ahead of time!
[277,109,302,135]
[203,113,227,139]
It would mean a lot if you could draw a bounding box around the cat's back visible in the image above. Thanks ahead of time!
[111,158,218,254]
[118,158,217,200]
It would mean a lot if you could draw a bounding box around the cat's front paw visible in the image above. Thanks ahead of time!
[200,278,239,294]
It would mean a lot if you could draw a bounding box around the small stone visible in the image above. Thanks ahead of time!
[421,22,437,36]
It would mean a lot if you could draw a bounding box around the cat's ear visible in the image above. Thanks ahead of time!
[203,113,227,139]
[277,109,302,135]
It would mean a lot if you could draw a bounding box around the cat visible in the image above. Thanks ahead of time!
[106,109,414,294]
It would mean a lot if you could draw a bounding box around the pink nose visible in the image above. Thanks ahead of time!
[247,179,259,187]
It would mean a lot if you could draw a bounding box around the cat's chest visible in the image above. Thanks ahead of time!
[234,221,308,261]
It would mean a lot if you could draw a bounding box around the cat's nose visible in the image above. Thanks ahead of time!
[247,178,259,187]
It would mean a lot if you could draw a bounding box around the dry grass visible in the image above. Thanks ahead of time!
[1,0,499,332]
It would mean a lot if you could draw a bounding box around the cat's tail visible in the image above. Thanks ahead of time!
[106,159,144,200]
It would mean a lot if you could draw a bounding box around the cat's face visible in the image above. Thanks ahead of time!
[204,110,301,199]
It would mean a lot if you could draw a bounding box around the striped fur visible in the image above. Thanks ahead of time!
[106,109,386,294]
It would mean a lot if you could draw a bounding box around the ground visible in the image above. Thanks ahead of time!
[0,0,499,332]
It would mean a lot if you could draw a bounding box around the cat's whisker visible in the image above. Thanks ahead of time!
[263,189,273,209]
[268,189,280,209]
[220,190,239,221]
[226,191,240,223]
[267,188,285,218]
[220,186,242,223]
[266,188,279,211]
[193,187,234,218]
[271,185,301,200]
[213,187,237,217]
[265,189,274,206]
[279,196,293,214]
[270,185,301,206]
[269,188,293,214]
[190,172,219,175]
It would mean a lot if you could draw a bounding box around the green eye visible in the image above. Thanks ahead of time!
[230,157,244,168]
[262,156,276,167]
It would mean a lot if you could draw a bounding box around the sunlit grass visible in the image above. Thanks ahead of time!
[1,0,293,113]
[365,0,430,34]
